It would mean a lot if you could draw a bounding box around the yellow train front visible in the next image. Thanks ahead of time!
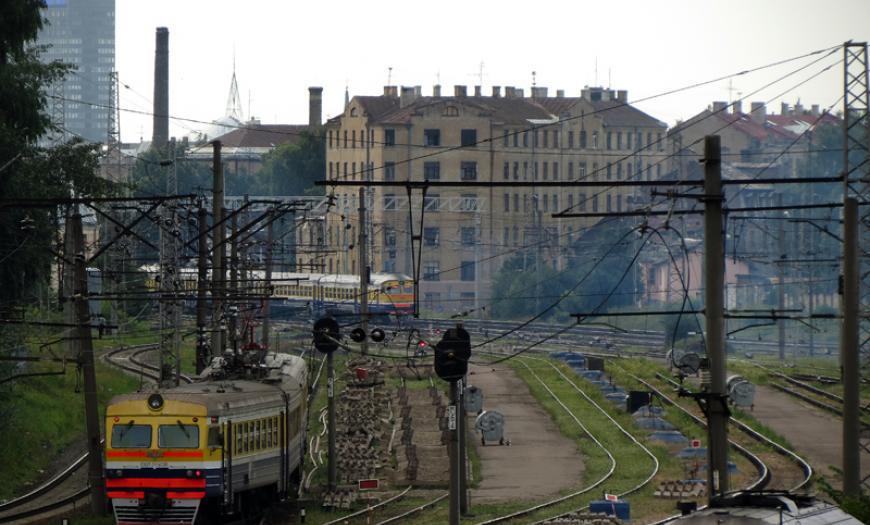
[105,374,306,524]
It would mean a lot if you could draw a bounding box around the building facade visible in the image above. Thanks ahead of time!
[310,85,668,316]
[38,0,115,143]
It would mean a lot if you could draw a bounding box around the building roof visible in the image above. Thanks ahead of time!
[337,91,667,128]
[214,124,310,148]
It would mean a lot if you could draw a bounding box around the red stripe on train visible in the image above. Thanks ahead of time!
[106,478,206,489]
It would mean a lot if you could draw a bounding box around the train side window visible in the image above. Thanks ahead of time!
[265,419,271,448]
[261,419,267,449]
[273,416,279,447]
[235,425,242,454]
[251,421,257,452]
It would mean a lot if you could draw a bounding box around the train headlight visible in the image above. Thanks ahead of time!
[147,394,164,411]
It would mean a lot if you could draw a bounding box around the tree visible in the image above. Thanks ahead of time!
[254,130,325,196]
[0,1,114,306]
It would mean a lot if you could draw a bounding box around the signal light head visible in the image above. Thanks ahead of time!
[350,327,366,343]
[370,328,386,342]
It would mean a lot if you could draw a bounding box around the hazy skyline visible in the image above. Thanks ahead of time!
[114,0,870,143]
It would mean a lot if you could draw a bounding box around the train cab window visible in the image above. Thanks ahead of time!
[158,423,199,448]
[111,422,151,448]
[207,426,222,448]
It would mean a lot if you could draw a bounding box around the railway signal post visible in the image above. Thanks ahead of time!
[434,325,471,525]
[314,317,341,491]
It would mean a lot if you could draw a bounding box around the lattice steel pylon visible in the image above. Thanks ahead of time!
[158,139,182,386]
[842,41,870,492]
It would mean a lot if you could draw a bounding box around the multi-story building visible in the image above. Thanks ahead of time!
[311,84,668,315]
[38,0,115,143]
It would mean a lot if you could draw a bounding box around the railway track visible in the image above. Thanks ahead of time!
[0,343,180,524]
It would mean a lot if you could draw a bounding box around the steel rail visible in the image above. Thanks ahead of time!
[375,492,448,525]
[473,359,620,525]
[321,485,413,525]
[529,359,661,524]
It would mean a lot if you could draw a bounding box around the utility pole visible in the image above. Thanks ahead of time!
[777,193,786,361]
[195,204,209,373]
[449,378,461,525]
[841,197,860,496]
[230,214,239,355]
[70,213,106,514]
[458,378,469,515]
[211,141,225,355]
[63,207,77,358]
[702,135,729,500]
[262,209,273,351]
[158,138,180,386]
[359,187,369,355]
[327,349,337,490]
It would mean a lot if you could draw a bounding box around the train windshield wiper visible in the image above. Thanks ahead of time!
[118,419,135,440]
[176,419,190,439]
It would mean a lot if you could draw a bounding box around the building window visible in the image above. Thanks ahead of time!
[513,193,519,212]
[606,194,612,212]
[513,130,519,148]
[607,132,612,150]
[568,193,574,209]
[460,194,478,211]
[384,227,397,247]
[626,131,632,150]
[424,129,441,147]
[553,161,558,180]
[523,131,529,147]
[626,161,632,179]
[351,130,356,148]
[423,262,440,281]
[384,193,397,210]
[617,194,622,212]
[657,133,663,151]
[328,130,333,148]
[460,261,475,281]
[343,162,348,179]
[461,227,476,245]
[461,129,477,147]
[592,131,598,149]
[579,162,587,179]
[579,130,587,149]
[522,161,528,180]
[424,161,440,180]
[616,131,622,150]
[460,161,477,181]
[351,162,356,180]
[533,130,539,147]
[503,227,509,246]
[384,128,396,147]
[423,227,440,247]
[503,161,510,180]
[592,162,598,180]
[543,194,549,212]
[606,163,612,180]
[542,161,549,180]
[568,162,574,179]
[523,194,529,213]
[503,193,510,212]
[579,193,587,211]
[553,130,559,147]
[568,131,574,148]
[513,226,519,245]
[328,162,333,179]
[502,130,509,147]
[592,195,598,212]
[424,292,441,309]
[552,194,558,210]
[382,162,395,181]
[647,132,652,150]
[424,194,440,212]
[543,130,549,148]
[343,130,348,148]
[616,162,622,180]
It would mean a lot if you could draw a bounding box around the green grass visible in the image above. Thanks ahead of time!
[0,340,143,501]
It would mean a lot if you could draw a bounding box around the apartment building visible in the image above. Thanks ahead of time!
[309,84,668,315]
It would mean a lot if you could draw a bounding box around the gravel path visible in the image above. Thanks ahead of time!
[468,364,584,503]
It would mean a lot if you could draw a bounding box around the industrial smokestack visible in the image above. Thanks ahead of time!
[308,86,323,127]
[152,27,169,149]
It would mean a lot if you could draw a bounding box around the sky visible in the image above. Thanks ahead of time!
[115,0,870,143]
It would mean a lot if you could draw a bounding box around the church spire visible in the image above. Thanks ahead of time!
[225,52,243,121]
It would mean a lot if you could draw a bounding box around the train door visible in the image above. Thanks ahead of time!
[223,420,233,511]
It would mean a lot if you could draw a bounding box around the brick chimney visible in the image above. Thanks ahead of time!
[474,85,482,96]
[383,85,398,97]
[556,89,565,98]
[492,86,501,97]
[433,84,441,97]
[454,85,467,97]
[750,102,766,125]
[617,90,628,102]
[400,86,417,108]
[531,86,548,99]
[152,27,169,148]
[504,86,516,98]
[712,101,728,113]
[781,102,790,116]
[731,100,742,114]
[308,86,323,127]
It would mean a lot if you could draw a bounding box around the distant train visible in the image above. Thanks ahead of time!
[104,353,308,524]
[139,265,415,317]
